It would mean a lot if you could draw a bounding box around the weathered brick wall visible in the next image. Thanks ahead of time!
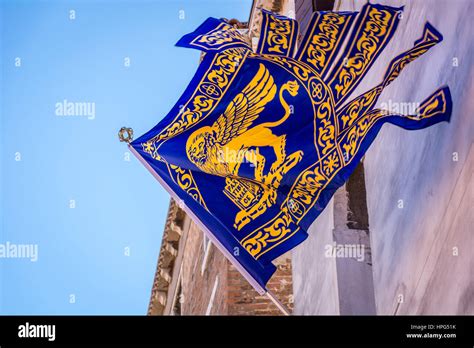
[227,254,293,315]
[179,220,293,315]
[180,221,228,315]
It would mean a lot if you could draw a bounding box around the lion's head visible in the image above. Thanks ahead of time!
[186,126,215,168]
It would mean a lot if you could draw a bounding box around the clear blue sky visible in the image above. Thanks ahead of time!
[0,0,252,314]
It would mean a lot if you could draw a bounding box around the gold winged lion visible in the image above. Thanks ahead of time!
[186,63,303,186]
[186,63,303,230]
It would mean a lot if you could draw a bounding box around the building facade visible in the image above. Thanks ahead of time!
[148,0,473,315]
[292,0,473,315]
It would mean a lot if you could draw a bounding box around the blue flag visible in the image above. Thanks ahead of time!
[129,3,452,292]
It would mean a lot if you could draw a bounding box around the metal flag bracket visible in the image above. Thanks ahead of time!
[118,127,134,143]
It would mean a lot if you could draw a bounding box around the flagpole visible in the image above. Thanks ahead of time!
[127,143,291,316]
[266,290,291,316]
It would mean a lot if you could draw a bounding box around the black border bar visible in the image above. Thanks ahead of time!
[0,315,473,346]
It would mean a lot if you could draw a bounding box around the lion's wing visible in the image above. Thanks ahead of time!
[213,63,277,145]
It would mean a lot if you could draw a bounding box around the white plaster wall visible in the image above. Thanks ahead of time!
[339,0,474,314]
[292,0,473,314]
[292,199,340,314]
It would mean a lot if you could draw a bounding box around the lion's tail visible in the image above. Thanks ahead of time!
[261,83,294,128]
